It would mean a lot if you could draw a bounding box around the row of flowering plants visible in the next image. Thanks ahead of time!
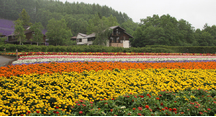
[0,52,215,116]
[1,52,216,57]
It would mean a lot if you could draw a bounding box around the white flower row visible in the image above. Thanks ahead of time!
[12,56,216,65]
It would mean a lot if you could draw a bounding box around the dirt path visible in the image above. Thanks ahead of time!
[0,55,16,66]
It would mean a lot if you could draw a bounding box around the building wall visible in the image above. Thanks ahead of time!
[110,43,123,47]
[87,41,93,45]
[76,34,87,45]
[123,40,130,48]
[25,32,33,40]
[106,40,109,47]
[77,38,88,45]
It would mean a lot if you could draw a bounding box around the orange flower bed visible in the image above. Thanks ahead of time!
[1,61,215,78]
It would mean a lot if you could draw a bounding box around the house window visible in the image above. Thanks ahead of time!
[117,37,119,43]
[77,38,82,42]
[88,38,94,41]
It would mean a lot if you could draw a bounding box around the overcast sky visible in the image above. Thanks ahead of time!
[59,0,216,30]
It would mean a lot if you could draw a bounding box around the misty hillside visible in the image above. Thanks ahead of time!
[0,0,133,34]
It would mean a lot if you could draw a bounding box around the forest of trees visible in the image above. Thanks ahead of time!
[0,0,215,47]
[132,14,216,47]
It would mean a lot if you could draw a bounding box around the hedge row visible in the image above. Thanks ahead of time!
[0,44,215,53]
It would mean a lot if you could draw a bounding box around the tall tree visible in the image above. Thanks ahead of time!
[87,14,119,45]
[30,22,44,45]
[19,9,32,27]
[14,20,26,45]
[46,18,72,46]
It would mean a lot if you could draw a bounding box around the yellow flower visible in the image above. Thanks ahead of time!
[190,95,195,99]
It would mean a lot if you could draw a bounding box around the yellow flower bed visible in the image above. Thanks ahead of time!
[0,68,215,115]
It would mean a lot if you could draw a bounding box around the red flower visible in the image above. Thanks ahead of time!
[174,101,177,103]
[80,100,84,103]
[145,105,149,109]
[169,108,172,111]
[173,108,177,111]
[75,101,79,103]
[90,102,93,104]
[159,94,162,97]
[140,95,144,98]
[133,108,136,110]
[134,96,137,98]
[110,109,113,112]
[104,102,108,105]
[98,108,101,110]
[149,96,151,98]
[112,98,114,100]
[214,101,216,104]
[55,106,59,109]
[36,111,40,114]
[162,108,165,111]
[82,104,86,106]
[104,98,107,100]
[138,113,142,116]
[56,111,59,114]
[128,113,131,115]
[138,107,142,111]
[164,107,168,110]
[156,97,160,100]
[27,111,31,114]
[180,112,184,114]
[79,111,83,114]
[147,94,150,96]
[160,102,163,106]
[199,112,203,115]
[190,102,194,105]
[77,104,80,106]
[130,93,132,95]
[126,96,130,98]
[132,100,134,102]
[20,114,24,116]
[207,108,211,110]
[194,106,198,108]
[149,109,152,112]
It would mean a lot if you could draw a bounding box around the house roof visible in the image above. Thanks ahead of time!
[109,26,126,31]
[86,33,96,38]
[75,26,133,39]
[78,33,88,37]
[110,26,133,38]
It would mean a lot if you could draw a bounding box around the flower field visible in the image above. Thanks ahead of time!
[0,52,216,116]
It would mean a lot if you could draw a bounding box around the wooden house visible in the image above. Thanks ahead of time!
[7,28,47,45]
[76,26,133,48]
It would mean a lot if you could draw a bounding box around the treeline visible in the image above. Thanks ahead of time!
[0,0,215,47]
[1,44,215,53]
[132,14,216,47]
[0,0,134,35]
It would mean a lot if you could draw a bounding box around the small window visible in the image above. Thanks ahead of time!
[88,38,94,41]
[77,38,82,42]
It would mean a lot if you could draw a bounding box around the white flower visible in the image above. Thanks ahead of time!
[121,106,126,109]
